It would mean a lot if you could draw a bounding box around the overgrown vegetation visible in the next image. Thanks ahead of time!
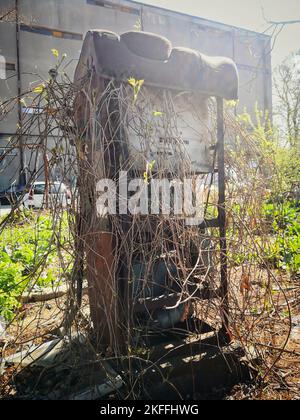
[225,100,300,277]
[0,211,71,320]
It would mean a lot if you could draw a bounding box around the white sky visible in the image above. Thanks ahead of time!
[134,0,300,67]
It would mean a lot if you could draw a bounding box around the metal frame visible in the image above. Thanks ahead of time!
[217,97,229,338]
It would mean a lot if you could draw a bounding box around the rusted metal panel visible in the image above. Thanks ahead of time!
[85,230,119,348]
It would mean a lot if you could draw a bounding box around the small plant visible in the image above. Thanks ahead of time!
[133,18,142,31]
[128,77,144,104]
[263,202,300,275]
[152,111,164,117]
[0,261,24,320]
[143,160,156,184]
[51,48,59,58]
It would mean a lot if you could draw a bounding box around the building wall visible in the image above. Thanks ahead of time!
[0,0,272,191]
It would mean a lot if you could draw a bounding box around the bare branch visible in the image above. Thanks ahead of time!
[266,19,300,26]
[0,7,32,24]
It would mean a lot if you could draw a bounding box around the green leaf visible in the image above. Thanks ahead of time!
[51,48,59,58]
[33,84,45,94]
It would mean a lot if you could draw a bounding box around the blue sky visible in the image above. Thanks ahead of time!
[134,0,300,67]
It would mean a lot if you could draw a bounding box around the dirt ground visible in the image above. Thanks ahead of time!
[1,271,300,400]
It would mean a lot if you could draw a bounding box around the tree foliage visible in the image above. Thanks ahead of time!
[274,51,300,149]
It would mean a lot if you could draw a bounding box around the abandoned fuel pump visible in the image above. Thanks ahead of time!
[74,30,238,349]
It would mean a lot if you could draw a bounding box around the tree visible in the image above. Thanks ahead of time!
[262,6,300,30]
[0,6,31,24]
[261,8,300,53]
[0,7,17,22]
[274,51,300,149]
